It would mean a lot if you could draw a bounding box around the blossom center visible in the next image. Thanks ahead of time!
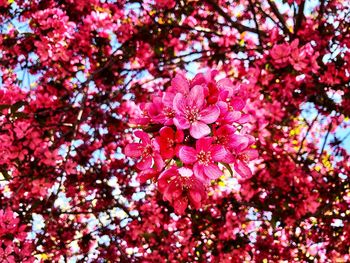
[142,145,153,157]
[196,150,212,166]
[164,107,175,118]
[185,106,200,123]
[215,136,227,145]
[240,153,249,162]
[167,137,175,147]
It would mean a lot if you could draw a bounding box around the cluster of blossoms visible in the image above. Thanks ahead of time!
[125,71,258,214]
[269,39,319,73]
[0,209,34,262]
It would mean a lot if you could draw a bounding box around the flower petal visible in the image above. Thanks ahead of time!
[199,105,220,124]
[191,73,206,87]
[193,163,205,182]
[244,149,259,160]
[204,164,222,180]
[171,73,190,94]
[178,167,193,178]
[162,91,176,108]
[165,182,182,200]
[124,143,142,157]
[223,152,235,163]
[153,153,165,171]
[175,129,184,143]
[230,134,249,152]
[234,160,252,179]
[174,116,190,130]
[195,137,212,152]
[236,113,251,124]
[216,124,236,136]
[189,191,202,209]
[158,169,173,192]
[134,130,151,145]
[136,156,153,170]
[179,146,197,164]
[211,145,227,161]
[173,93,187,114]
[159,127,175,138]
[230,97,245,111]
[225,111,241,123]
[173,197,188,215]
[217,78,239,96]
[188,85,204,109]
[190,121,210,139]
[160,147,175,159]
[138,169,157,184]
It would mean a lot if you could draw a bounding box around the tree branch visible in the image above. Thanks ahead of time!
[266,0,291,36]
[297,113,320,159]
[319,122,332,159]
[205,0,265,36]
[248,0,263,47]
[294,0,306,35]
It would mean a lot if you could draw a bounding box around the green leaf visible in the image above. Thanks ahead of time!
[175,159,183,167]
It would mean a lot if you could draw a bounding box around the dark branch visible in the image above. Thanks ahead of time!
[319,122,333,159]
[248,0,263,47]
[294,0,306,35]
[297,113,320,158]
[205,0,266,36]
[266,0,291,36]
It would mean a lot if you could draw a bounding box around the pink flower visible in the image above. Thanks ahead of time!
[155,0,175,9]
[217,77,240,98]
[0,209,19,235]
[41,149,59,166]
[137,168,159,184]
[142,74,191,125]
[0,245,15,263]
[227,134,258,179]
[216,86,245,124]
[233,149,258,179]
[290,46,308,71]
[213,124,237,160]
[270,42,291,67]
[173,85,220,139]
[142,96,175,125]
[179,137,226,183]
[31,178,49,196]
[164,73,190,101]
[13,121,31,139]
[217,101,242,124]
[124,131,164,171]
[157,127,184,159]
[191,70,218,87]
[158,166,206,214]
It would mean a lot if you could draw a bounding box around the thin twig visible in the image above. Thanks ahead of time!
[294,0,306,35]
[319,122,333,159]
[266,0,291,36]
[296,113,320,158]
[205,0,265,35]
[248,0,263,47]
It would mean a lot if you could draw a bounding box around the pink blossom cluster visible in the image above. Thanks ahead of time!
[0,209,34,262]
[270,39,319,73]
[155,0,176,9]
[125,71,257,214]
